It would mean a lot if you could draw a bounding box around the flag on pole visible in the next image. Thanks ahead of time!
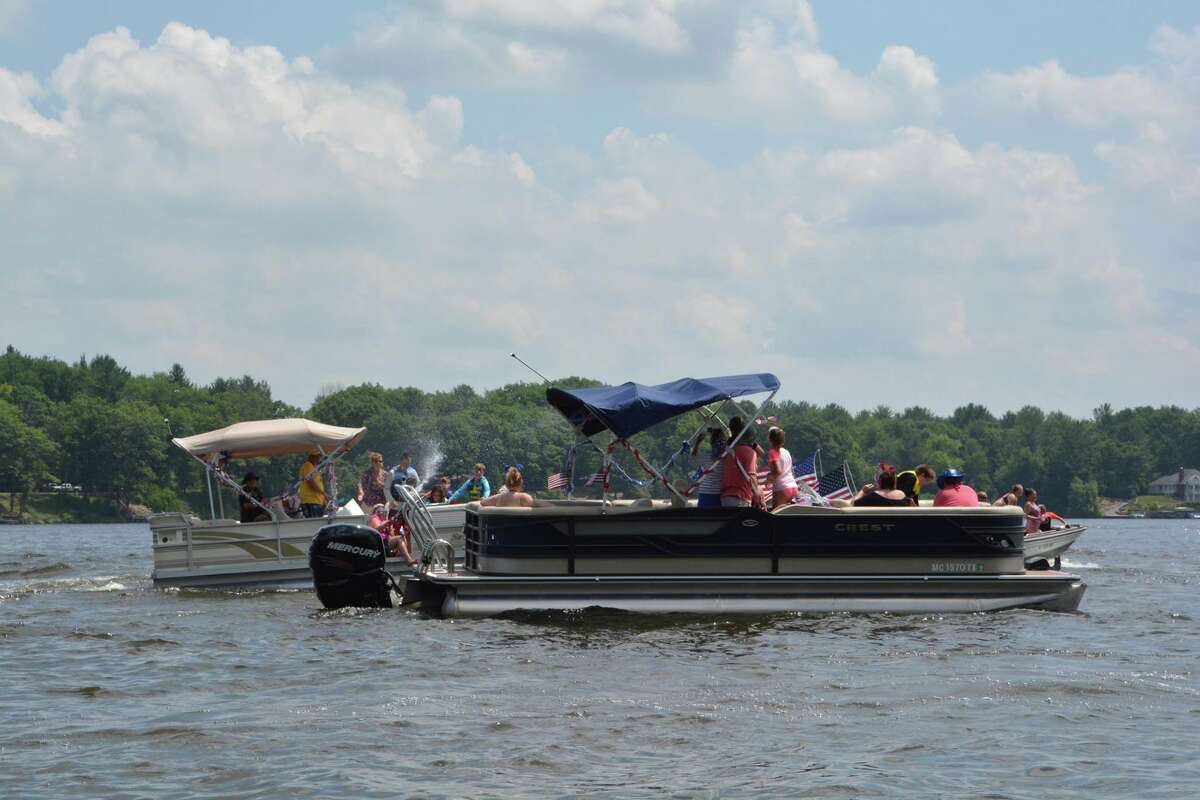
[753,415,779,426]
[817,464,853,500]
[756,468,774,506]
[793,452,819,489]
[547,472,568,490]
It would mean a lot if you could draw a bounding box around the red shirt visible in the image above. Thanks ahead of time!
[933,483,980,507]
[720,444,758,503]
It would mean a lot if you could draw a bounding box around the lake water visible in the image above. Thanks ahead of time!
[1,520,1197,798]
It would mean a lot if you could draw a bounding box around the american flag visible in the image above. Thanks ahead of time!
[793,452,818,489]
[584,471,606,487]
[547,472,568,490]
[756,468,774,506]
[753,415,778,426]
[817,464,853,500]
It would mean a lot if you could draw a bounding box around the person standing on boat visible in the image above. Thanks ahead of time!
[355,451,390,510]
[450,463,491,503]
[390,453,420,488]
[766,426,799,509]
[239,472,270,523]
[1024,489,1044,532]
[720,417,763,509]
[690,426,726,508]
[896,465,935,506]
[932,468,978,507]
[298,451,327,518]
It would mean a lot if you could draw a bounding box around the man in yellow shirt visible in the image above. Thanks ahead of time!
[298,451,327,518]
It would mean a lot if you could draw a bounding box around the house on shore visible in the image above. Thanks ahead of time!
[1147,468,1200,502]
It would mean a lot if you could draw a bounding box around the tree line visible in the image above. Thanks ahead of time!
[3,345,1197,517]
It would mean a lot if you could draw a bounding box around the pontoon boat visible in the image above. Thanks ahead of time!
[311,374,1085,616]
[151,418,388,589]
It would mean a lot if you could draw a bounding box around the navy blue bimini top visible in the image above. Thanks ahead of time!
[546,374,779,439]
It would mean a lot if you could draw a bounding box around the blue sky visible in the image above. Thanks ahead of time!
[1,1,1198,414]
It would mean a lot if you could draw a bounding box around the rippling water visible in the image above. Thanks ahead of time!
[1,520,1198,798]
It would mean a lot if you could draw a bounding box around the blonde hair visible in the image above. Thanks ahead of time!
[504,467,523,491]
[474,462,486,472]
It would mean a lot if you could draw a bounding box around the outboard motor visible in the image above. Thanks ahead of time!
[309,523,396,610]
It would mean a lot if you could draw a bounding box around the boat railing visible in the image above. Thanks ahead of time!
[395,484,441,560]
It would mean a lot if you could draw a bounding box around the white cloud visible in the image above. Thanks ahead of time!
[2,14,1198,414]
[333,0,940,134]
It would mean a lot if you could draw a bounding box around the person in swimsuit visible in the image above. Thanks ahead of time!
[1024,489,1044,533]
[766,427,799,509]
[993,484,1024,507]
[480,467,547,508]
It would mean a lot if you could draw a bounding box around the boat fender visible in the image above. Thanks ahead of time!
[309,523,397,610]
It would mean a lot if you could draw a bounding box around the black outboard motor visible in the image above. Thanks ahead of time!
[309,523,396,610]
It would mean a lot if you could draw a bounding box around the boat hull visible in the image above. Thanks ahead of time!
[1023,525,1086,565]
[403,571,1086,617]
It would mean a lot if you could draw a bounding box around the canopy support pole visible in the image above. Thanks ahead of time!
[204,469,216,520]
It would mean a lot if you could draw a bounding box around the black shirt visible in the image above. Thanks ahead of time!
[240,486,268,522]
[852,491,912,507]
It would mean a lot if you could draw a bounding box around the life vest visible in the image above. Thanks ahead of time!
[896,470,922,497]
[466,479,484,502]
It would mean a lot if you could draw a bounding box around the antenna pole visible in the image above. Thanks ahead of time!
[510,352,551,385]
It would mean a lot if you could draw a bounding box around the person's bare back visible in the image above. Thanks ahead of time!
[481,491,533,508]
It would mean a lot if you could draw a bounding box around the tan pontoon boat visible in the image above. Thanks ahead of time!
[149,418,467,589]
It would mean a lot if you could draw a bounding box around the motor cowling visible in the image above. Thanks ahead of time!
[309,523,396,610]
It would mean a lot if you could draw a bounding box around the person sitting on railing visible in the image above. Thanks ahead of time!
[480,467,547,508]
[239,472,271,523]
[376,506,418,566]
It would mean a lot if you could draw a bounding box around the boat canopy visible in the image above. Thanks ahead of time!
[547,374,780,439]
[172,418,367,459]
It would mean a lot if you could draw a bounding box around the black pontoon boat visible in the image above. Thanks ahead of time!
[310,374,1085,616]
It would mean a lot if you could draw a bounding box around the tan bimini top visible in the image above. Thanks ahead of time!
[172,418,366,459]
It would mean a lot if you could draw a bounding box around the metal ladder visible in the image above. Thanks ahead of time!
[394,484,454,575]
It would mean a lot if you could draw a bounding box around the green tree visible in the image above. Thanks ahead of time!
[0,399,59,513]
[1066,477,1101,517]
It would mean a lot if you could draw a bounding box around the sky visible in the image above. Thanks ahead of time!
[1,1,1198,416]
